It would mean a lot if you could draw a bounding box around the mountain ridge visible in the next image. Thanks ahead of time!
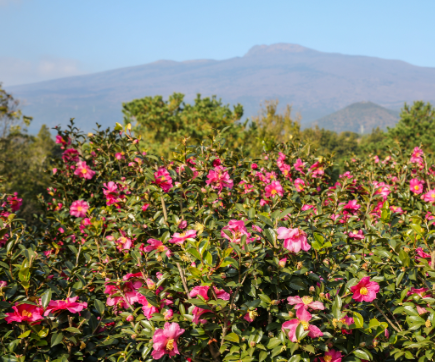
[8,43,435,133]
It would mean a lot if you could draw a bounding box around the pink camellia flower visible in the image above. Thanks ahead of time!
[282,308,323,342]
[192,306,208,324]
[407,287,430,298]
[115,234,133,251]
[189,286,230,301]
[69,200,89,218]
[221,220,253,244]
[73,161,95,180]
[410,179,424,194]
[62,148,80,163]
[422,189,435,204]
[340,315,354,335]
[103,181,120,206]
[410,147,424,165]
[5,303,44,324]
[294,159,306,173]
[319,350,343,362]
[55,135,71,147]
[206,166,234,193]
[390,206,404,214]
[373,181,391,200]
[278,257,287,268]
[287,296,324,311]
[348,230,364,240]
[309,162,324,178]
[44,296,87,315]
[169,229,197,245]
[7,194,22,212]
[265,181,284,198]
[350,276,380,302]
[126,315,134,322]
[52,168,57,174]
[105,280,142,310]
[178,220,187,229]
[115,152,125,160]
[343,200,361,214]
[143,238,169,254]
[154,168,173,193]
[163,308,174,320]
[294,178,305,192]
[415,247,431,260]
[139,296,160,320]
[142,203,150,212]
[277,227,310,253]
[0,281,7,288]
[151,322,185,359]
[244,309,258,323]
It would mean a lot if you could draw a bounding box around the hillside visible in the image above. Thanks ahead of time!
[7,43,435,133]
[310,102,400,134]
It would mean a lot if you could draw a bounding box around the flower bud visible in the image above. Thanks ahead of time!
[359,342,366,347]
[131,334,137,339]
[126,315,134,322]
[309,286,315,293]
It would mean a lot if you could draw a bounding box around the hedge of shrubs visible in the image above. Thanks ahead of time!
[1,122,435,362]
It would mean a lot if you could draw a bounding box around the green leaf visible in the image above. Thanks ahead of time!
[94,299,105,315]
[266,337,281,349]
[353,312,364,328]
[51,332,63,347]
[41,289,52,309]
[17,330,31,339]
[353,349,371,361]
[187,248,201,260]
[64,327,81,334]
[259,351,268,362]
[224,332,240,343]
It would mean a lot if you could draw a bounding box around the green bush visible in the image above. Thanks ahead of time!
[1,121,435,362]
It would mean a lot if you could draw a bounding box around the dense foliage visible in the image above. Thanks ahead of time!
[1,119,435,362]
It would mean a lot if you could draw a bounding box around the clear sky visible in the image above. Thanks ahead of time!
[1,0,435,86]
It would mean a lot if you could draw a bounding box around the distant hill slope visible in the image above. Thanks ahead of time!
[7,43,435,133]
[310,102,400,134]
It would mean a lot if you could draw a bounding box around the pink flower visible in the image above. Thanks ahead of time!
[140,296,160,320]
[151,322,185,359]
[294,178,305,192]
[62,148,80,163]
[422,190,435,204]
[390,206,404,214]
[410,147,424,165]
[178,220,187,229]
[143,238,170,255]
[69,200,89,218]
[154,168,173,193]
[350,277,380,302]
[265,181,284,198]
[55,135,71,147]
[287,296,324,311]
[415,247,431,260]
[105,281,142,310]
[169,230,197,245]
[282,308,323,342]
[221,220,253,244]
[343,200,361,214]
[348,230,364,240]
[163,308,174,320]
[407,287,430,298]
[115,234,133,251]
[244,309,258,322]
[44,296,87,315]
[189,286,230,301]
[294,159,306,173]
[126,315,134,322]
[73,161,95,180]
[340,315,354,335]
[206,166,233,193]
[103,181,120,206]
[251,163,258,170]
[0,281,7,288]
[309,162,324,178]
[5,303,44,324]
[115,152,125,160]
[277,227,310,253]
[410,179,424,194]
[7,194,22,212]
[319,350,343,362]
[278,257,287,268]
[192,306,209,324]
[142,203,150,212]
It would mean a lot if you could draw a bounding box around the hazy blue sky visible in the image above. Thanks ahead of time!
[1,0,435,86]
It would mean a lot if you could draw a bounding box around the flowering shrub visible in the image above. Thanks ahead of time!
[1,123,435,362]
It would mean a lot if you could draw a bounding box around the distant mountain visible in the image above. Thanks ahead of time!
[310,101,400,134]
[7,43,435,133]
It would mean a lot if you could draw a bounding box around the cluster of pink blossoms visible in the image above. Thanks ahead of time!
[5,297,87,324]
[154,168,173,192]
[206,165,234,193]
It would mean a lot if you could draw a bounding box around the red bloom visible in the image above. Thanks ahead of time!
[350,277,380,302]
[44,296,87,315]
[5,303,44,324]
[154,168,173,193]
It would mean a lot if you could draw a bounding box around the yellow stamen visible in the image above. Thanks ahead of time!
[302,296,313,305]
[166,339,175,351]
[157,245,166,252]
[324,355,332,362]
[22,310,33,317]
[300,321,309,330]
[360,287,368,295]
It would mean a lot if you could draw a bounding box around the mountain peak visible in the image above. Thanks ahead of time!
[244,43,315,57]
